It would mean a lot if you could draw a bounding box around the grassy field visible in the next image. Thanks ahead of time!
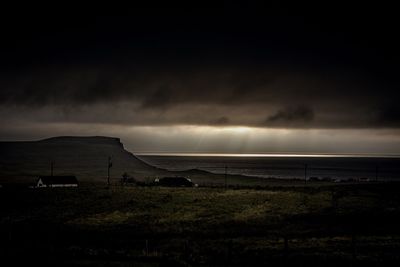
[1,183,400,266]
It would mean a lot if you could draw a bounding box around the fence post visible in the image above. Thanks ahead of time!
[304,164,308,184]
[351,233,357,260]
[284,236,289,255]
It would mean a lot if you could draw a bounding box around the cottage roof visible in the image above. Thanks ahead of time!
[38,176,78,185]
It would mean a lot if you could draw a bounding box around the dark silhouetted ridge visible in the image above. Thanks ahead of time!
[0,136,165,183]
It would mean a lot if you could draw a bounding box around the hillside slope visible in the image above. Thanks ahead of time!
[0,136,166,183]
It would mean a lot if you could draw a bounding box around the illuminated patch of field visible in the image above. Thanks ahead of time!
[69,211,136,226]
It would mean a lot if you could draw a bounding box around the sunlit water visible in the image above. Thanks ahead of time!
[137,154,400,181]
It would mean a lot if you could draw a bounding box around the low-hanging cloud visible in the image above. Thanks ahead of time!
[0,62,398,129]
[266,106,314,125]
[210,116,230,125]
[375,105,400,127]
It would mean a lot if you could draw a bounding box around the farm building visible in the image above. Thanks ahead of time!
[36,176,78,188]
[154,177,196,187]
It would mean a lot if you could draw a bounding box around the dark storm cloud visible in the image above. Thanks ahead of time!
[141,85,174,109]
[211,117,230,125]
[0,63,398,129]
[0,3,400,129]
[375,105,400,127]
[266,106,314,124]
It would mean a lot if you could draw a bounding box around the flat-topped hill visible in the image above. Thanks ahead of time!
[0,136,165,183]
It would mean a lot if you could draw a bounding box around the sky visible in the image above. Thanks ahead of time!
[1,2,400,154]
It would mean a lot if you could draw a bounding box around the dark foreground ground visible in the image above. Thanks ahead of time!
[1,182,400,266]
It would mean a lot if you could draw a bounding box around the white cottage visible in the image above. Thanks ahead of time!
[36,176,78,188]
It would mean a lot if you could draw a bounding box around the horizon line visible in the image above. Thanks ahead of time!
[135,152,400,158]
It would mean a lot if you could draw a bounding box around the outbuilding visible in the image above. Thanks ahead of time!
[154,177,196,187]
[36,176,78,188]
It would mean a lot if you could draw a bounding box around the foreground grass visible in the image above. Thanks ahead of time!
[1,183,400,266]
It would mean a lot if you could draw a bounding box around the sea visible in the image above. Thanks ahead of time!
[137,153,400,181]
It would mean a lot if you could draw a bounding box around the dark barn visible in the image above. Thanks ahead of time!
[155,177,194,187]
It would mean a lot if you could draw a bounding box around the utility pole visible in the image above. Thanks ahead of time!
[304,164,308,184]
[108,156,112,186]
[51,160,54,177]
[224,166,228,190]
